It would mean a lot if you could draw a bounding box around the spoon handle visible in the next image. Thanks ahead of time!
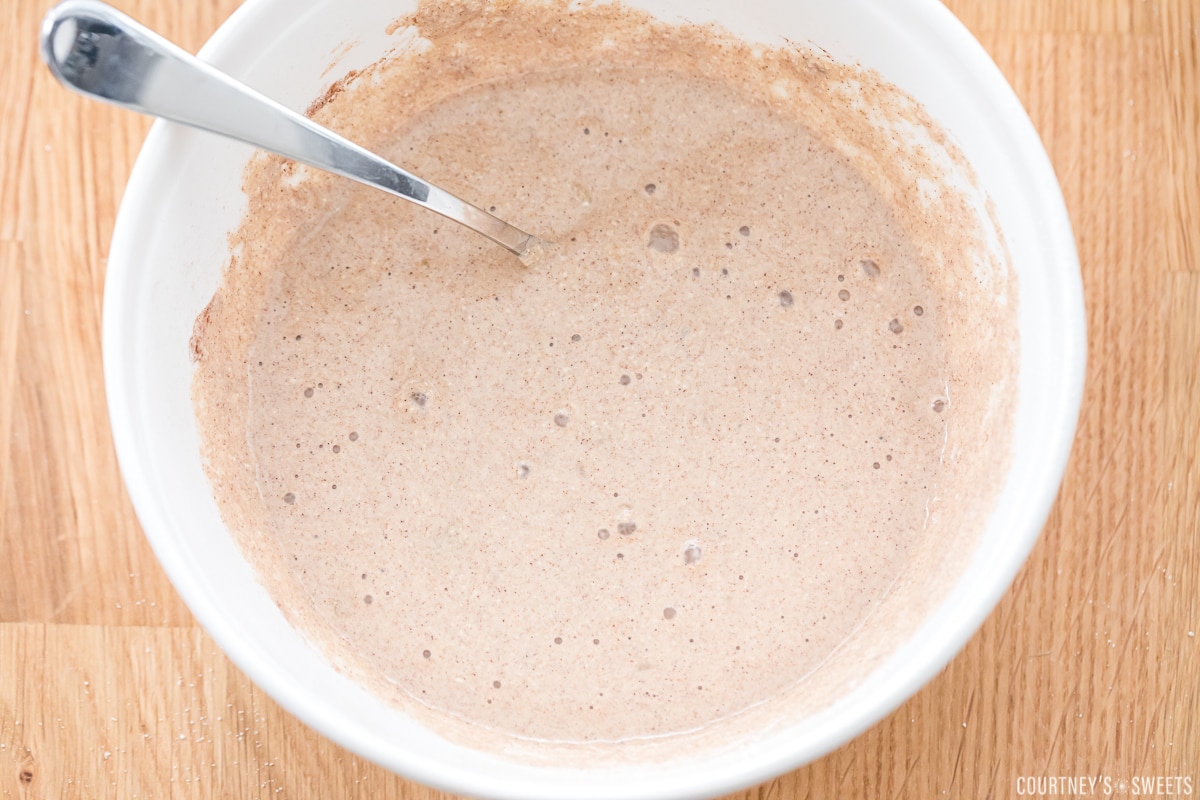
[40,0,534,256]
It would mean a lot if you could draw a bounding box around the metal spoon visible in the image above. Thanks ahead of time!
[39,0,536,257]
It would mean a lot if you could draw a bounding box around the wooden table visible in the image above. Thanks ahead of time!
[2,1,1197,797]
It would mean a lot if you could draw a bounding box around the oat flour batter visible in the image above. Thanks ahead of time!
[191,0,1018,757]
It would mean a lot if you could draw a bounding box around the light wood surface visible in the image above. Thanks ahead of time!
[2,1,1197,797]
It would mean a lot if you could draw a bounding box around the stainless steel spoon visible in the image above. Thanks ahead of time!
[40,0,536,257]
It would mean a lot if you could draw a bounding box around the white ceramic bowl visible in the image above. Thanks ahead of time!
[104,0,1085,797]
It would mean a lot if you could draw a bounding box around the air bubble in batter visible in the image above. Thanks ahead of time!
[648,223,679,253]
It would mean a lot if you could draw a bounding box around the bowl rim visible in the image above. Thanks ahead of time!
[103,0,1086,797]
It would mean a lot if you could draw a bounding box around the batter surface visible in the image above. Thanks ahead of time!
[191,0,1017,755]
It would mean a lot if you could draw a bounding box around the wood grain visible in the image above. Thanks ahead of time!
[2,1,1197,797]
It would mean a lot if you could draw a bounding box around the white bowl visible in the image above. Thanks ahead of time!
[104,0,1085,797]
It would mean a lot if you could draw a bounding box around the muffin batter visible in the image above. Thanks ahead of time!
[191,0,1017,755]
